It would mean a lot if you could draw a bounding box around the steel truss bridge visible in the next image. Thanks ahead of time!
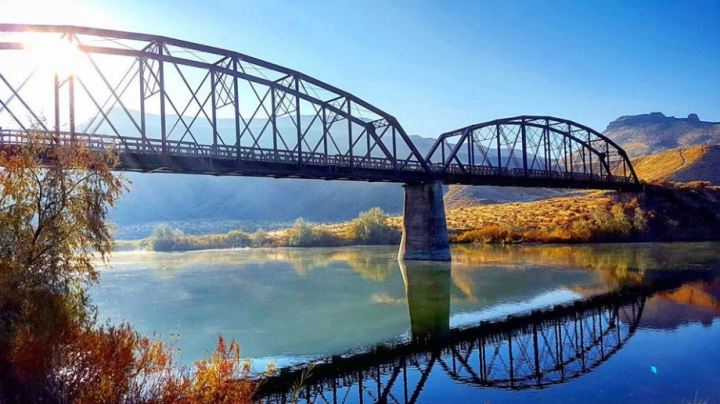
[0,24,639,189]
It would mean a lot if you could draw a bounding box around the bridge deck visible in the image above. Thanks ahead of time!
[0,130,640,190]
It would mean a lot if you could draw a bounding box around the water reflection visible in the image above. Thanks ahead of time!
[399,261,451,342]
[94,242,720,400]
[258,269,719,402]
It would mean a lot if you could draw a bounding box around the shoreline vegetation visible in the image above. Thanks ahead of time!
[1,134,264,402]
[116,181,720,252]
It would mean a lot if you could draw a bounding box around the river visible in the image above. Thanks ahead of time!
[92,242,720,402]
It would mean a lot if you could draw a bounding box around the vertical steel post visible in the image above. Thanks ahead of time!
[544,127,550,172]
[54,73,60,141]
[232,58,241,161]
[521,122,528,175]
[295,77,302,165]
[139,58,147,148]
[347,99,353,168]
[322,107,328,163]
[271,88,277,156]
[392,127,397,169]
[211,70,218,154]
[496,124,502,173]
[605,142,610,176]
[68,74,75,140]
[587,132,593,176]
[158,43,167,154]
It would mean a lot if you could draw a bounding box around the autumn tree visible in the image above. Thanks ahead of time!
[0,132,263,402]
[0,132,125,293]
[0,132,125,398]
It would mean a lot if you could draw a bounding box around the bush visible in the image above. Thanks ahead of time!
[286,219,343,247]
[150,224,185,251]
[348,208,401,245]
[149,226,252,251]
[250,229,274,247]
[454,224,516,243]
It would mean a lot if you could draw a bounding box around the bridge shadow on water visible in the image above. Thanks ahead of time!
[256,263,719,403]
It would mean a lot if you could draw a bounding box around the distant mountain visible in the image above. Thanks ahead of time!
[115,173,404,225]
[603,112,720,157]
[630,144,720,184]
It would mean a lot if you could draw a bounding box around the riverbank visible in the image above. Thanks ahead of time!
[115,182,720,252]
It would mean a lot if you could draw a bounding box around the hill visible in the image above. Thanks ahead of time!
[603,112,720,157]
[631,144,720,184]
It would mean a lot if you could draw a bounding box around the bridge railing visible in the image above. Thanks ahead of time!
[440,163,634,184]
[0,129,427,173]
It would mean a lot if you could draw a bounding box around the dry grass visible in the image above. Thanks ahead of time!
[444,190,611,234]
[631,145,707,182]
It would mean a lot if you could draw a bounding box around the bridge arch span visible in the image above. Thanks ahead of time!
[426,115,640,187]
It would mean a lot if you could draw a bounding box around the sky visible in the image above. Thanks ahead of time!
[1,0,719,137]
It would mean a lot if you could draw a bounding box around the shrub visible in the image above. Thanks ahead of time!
[455,224,513,243]
[150,224,185,251]
[223,230,252,248]
[250,229,274,247]
[348,208,401,245]
[286,219,343,247]
[286,219,316,246]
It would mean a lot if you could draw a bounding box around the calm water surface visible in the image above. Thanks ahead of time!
[93,242,720,402]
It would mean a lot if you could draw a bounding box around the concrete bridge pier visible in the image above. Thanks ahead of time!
[398,181,451,261]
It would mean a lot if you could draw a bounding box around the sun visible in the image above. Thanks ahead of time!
[21,33,86,78]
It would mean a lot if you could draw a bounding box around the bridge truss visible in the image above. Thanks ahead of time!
[425,116,639,187]
[0,24,639,189]
[0,24,429,182]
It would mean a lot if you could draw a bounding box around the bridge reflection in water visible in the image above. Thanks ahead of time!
[258,267,714,403]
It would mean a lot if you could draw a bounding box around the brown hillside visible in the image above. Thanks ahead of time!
[443,183,720,244]
[631,144,720,184]
[603,112,720,157]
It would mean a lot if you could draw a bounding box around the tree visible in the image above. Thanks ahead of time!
[0,132,262,402]
[0,132,126,399]
[0,132,125,294]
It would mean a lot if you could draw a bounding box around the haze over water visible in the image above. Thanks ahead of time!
[92,242,720,402]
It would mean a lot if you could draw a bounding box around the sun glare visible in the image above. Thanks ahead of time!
[21,34,85,78]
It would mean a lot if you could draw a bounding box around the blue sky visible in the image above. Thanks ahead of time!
[2,0,719,136]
